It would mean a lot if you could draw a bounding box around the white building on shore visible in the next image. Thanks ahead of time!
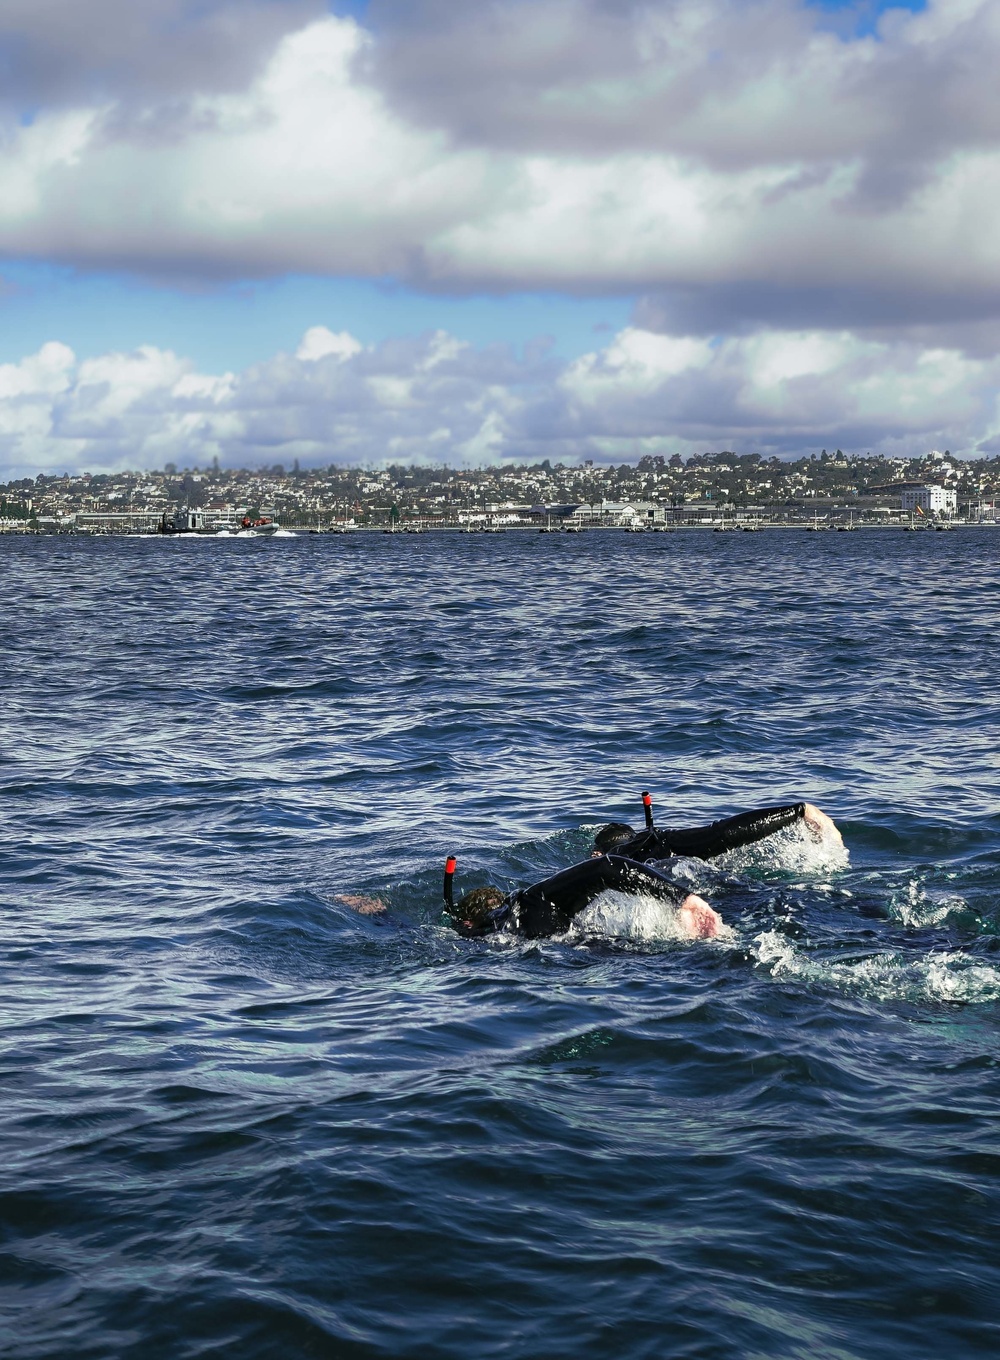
[899,484,957,516]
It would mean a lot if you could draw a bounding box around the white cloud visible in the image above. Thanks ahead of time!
[296,326,364,362]
[0,3,998,336]
[2,324,1000,478]
[0,341,75,399]
[2,3,1000,466]
[563,329,714,401]
[0,19,490,279]
[75,346,190,415]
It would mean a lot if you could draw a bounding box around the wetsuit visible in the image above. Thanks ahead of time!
[455,855,687,939]
[618,803,807,863]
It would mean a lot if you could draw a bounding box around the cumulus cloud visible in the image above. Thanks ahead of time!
[0,19,491,281]
[0,3,995,334]
[296,326,364,362]
[559,326,1000,455]
[9,0,1000,476]
[2,324,999,478]
[364,0,1000,244]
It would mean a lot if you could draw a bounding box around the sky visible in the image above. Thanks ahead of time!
[3,0,1000,476]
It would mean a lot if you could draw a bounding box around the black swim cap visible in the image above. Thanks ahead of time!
[593,822,636,854]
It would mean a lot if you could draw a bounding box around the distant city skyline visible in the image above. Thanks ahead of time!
[4,0,999,476]
[5,446,994,534]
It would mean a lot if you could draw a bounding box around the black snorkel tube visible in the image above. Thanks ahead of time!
[642,791,655,830]
[443,855,457,912]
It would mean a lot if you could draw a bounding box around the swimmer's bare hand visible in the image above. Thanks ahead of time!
[802,803,843,846]
[678,893,723,939]
[336,894,388,916]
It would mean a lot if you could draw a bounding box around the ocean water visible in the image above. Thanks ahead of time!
[1,529,998,1359]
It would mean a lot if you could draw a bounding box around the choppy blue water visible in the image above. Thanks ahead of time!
[2,530,999,1359]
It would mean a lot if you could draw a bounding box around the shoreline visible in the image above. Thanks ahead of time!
[2,520,996,537]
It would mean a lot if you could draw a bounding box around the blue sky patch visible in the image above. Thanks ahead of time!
[0,264,634,370]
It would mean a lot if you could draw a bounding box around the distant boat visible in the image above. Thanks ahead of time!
[159,508,209,535]
[159,508,288,537]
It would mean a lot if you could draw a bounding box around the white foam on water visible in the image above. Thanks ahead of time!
[887,878,971,928]
[716,820,850,876]
[570,890,735,946]
[751,929,1000,1005]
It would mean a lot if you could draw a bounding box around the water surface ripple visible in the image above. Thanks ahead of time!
[2,531,999,1358]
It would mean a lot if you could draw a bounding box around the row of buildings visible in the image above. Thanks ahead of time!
[0,450,989,533]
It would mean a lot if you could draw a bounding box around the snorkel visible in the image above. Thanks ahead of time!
[642,791,655,830]
[443,857,510,935]
[443,855,457,912]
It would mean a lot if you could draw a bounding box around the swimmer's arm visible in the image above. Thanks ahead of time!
[519,857,723,939]
[658,803,808,859]
[604,858,723,938]
[696,802,843,856]
[516,857,633,922]
[515,855,676,935]
[601,856,687,903]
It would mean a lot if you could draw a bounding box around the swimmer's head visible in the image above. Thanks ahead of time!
[592,822,636,855]
[453,885,506,926]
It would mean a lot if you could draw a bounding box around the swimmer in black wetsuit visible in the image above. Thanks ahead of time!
[592,798,841,862]
[445,853,722,940]
[338,799,840,936]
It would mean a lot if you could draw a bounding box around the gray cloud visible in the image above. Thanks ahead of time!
[632,279,1000,338]
[365,0,1000,172]
[1,3,1000,349]
[363,0,1000,237]
[0,0,323,110]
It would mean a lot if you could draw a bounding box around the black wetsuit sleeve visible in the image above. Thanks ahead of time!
[512,855,686,938]
[620,803,807,862]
